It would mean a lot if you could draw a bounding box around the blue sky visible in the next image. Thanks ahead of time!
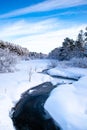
[0,0,87,53]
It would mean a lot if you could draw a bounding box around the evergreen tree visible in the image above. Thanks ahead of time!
[62,37,74,51]
[75,30,84,48]
[62,37,70,47]
[84,27,87,45]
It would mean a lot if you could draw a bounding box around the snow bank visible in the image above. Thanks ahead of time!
[0,95,14,130]
[47,63,87,78]
[44,76,87,130]
[47,67,82,80]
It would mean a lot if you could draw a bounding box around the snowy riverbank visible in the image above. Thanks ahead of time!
[0,59,87,130]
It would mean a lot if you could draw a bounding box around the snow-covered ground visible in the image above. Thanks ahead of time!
[0,59,87,130]
[45,66,87,130]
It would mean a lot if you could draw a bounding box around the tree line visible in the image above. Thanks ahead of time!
[48,27,87,60]
[0,40,29,56]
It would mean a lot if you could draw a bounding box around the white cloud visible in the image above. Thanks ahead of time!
[0,19,60,38]
[57,10,87,16]
[0,18,86,53]
[0,0,87,18]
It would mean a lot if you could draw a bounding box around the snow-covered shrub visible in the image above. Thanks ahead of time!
[0,40,29,56]
[47,60,58,69]
[0,48,18,73]
[67,57,87,68]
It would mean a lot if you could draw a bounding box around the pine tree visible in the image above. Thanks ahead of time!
[75,30,84,48]
[84,27,87,46]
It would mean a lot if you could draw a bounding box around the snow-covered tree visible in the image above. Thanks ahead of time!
[0,40,29,56]
[75,30,84,48]
[62,37,74,48]
[0,48,18,73]
[84,27,87,46]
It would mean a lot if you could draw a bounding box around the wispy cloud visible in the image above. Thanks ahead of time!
[0,0,87,18]
[0,18,60,38]
[0,18,86,53]
[57,10,87,16]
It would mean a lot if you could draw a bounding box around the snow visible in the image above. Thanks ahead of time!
[47,66,87,80]
[0,59,52,130]
[45,66,87,130]
[0,59,87,130]
[0,95,14,130]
